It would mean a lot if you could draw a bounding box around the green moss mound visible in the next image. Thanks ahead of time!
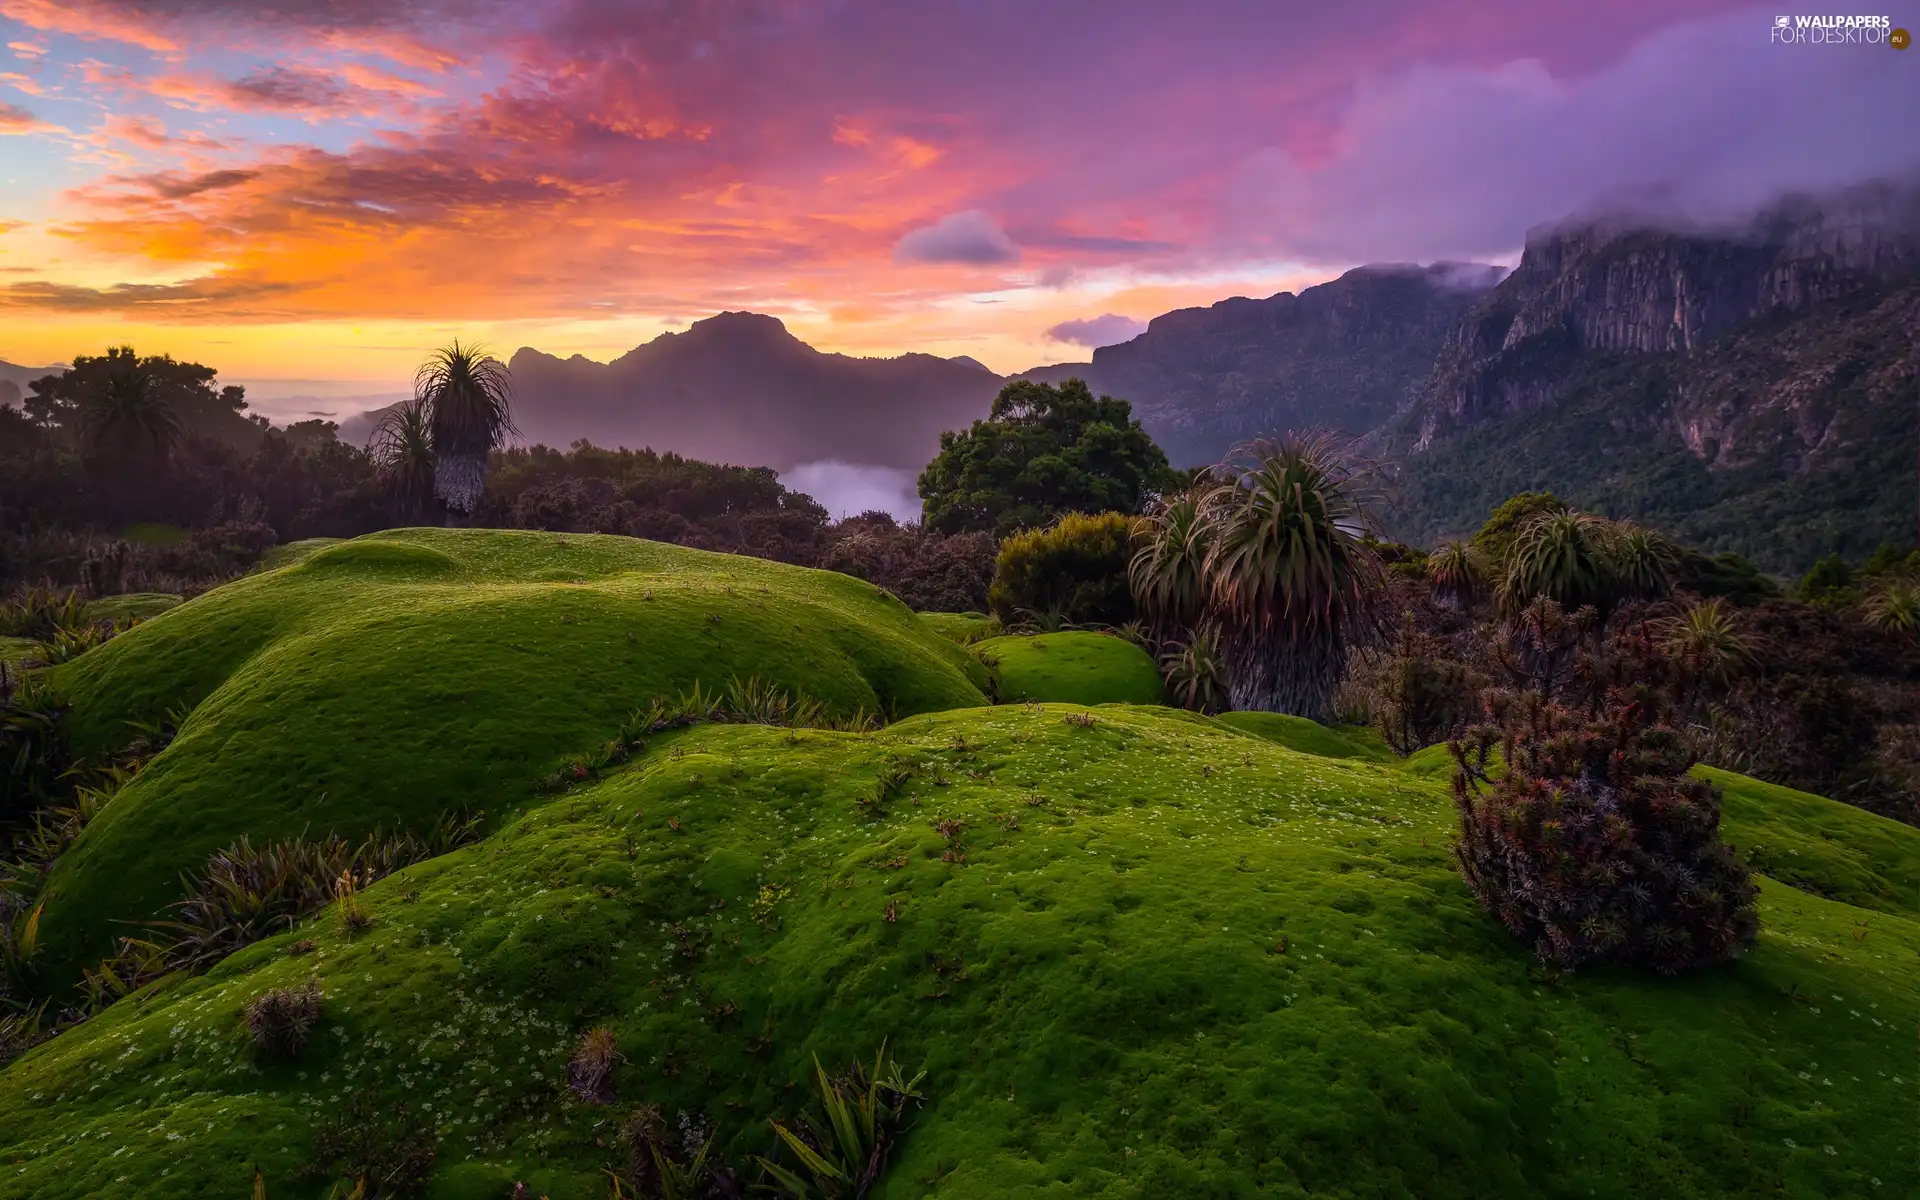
[2,706,1913,1198]
[975,632,1164,706]
[917,611,1000,644]
[34,529,990,987]
[1704,766,1920,918]
[258,538,343,570]
[1214,712,1394,761]
[86,593,182,624]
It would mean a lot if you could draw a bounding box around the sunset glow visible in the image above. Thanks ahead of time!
[1,1,1912,412]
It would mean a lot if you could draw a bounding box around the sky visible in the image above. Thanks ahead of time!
[0,0,1913,411]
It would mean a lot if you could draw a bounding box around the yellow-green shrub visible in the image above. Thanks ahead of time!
[987,512,1134,628]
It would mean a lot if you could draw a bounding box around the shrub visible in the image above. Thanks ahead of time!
[986,512,1134,629]
[569,1024,620,1103]
[0,586,90,641]
[1451,688,1760,974]
[1471,491,1565,566]
[1795,552,1853,603]
[1426,541,1485,612]
[1861,574,1919,638]
[0,665,72,830]
[111,815,483,986]
[1365,614,1481,755]
[614,1104,730,1198]
[307,1088,437,1197]
[755,1042,926,1199]
[1158,625,1228,714]
[245,978,323,1059]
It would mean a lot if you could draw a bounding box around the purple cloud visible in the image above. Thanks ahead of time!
[1222,8,1920,263]
[893,210,1020,265]
[1045,313,1147,348]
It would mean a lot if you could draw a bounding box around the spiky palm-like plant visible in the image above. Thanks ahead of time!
[369,398,438,524]
[1127,483,1216,641]
[1861,575,1920,637]
[1611,524,1679,603]
[1203,435,1379,718]
[78,354,182,464]
[414,342,514,519]
[1499,510,1619,616]
[1657,598,1755,686]
[1427,540,1486,611]
[1158,623,1228,714]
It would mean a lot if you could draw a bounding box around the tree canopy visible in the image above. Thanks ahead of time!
[917,378,1174,536]
[24,347,255,453]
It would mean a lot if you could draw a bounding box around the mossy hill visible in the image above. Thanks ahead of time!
[974,631,1164,707]
[4,530,1916,1198]
[35,529,988,987]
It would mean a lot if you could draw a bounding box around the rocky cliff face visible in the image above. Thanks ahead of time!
[1388,181,1920,571]
[1409,182,1920,450]
[1021,262,1502,466]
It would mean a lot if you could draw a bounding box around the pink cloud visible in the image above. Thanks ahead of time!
[0,0,176,52]
[0,98,61,134]
[12,0,1906,338]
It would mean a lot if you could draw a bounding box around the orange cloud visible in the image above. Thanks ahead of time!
[0,71,42,95]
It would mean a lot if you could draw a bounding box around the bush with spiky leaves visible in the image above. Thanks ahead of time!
[1128,484,1216,642]
[569,1024,620,1103]
[245,978,323,1059]
[1498,511,1618,616]
[1612,526,1679,603]
[414,341,515,517]
[1158,623,1228,714]
[1656,598,1756,688]
[0,665,71,830]
[755,1041,926,1199]
[1204,435,1379,719]
[1451,687,1760,974]
[1426,540,1485,612]
[369,398,438,524]
[1861,574,1919,638]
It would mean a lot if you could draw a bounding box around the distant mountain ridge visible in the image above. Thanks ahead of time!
[1021,263,1505,465]
[0,359,67,409]
[506,312,1001,472]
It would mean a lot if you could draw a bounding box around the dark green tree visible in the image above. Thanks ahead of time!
[25,346,253,451]
[917,378,1174,536]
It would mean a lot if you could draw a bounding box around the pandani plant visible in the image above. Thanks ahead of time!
[1201,434,1381,719]
[414,341,515,520]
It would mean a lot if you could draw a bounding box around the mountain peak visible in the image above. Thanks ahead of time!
[683,310,799,343]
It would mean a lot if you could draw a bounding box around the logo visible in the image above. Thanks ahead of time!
[1768,14,1901,45]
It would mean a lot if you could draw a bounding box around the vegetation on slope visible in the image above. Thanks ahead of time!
[29,529,988,988]
[975,632,1164,707]
[0,706,1913,1198]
